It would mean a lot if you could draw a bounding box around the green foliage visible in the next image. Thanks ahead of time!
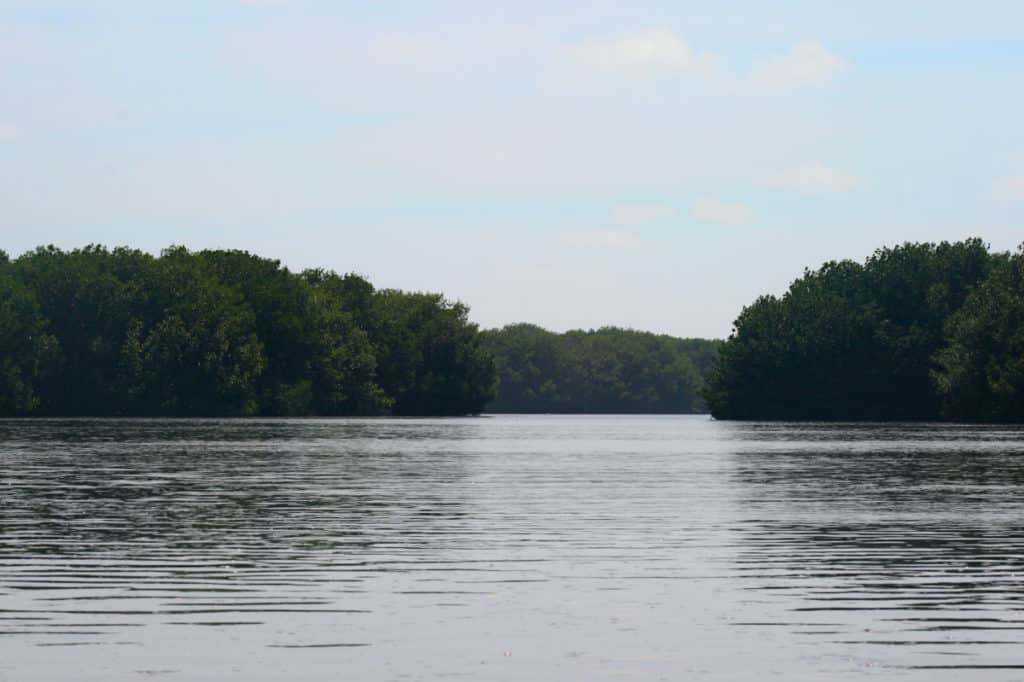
[933,249,1024,422]
[303,270,391,416]
[0,260,59,415]
[13,245,159,414]
[196,249,313,414]
[123,249,266,416]
[704,238,1000,421]
[0,245,495,416]
[371,290,496,416]
[482,324,719,413]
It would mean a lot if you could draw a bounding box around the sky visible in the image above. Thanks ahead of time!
[1,1,1023,338]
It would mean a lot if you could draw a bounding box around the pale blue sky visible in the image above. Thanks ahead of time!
[2,1,1023,337]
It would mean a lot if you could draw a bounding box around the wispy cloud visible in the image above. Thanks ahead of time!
[611,203,676,225]
[559,229,642,250]
[0,122,17,142]
[570,29,702,74]
[751,41,847,89]
[991,175,1024,200]
[762,160,858,193]
[238,0,296,6]
[692,197,752,226]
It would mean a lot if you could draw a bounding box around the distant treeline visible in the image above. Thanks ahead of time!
[0,246,496,416]
[482,324,720,413]
[705,239,1024,422]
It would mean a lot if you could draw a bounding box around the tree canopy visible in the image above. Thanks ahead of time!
[482,324,719,413]
[704,238,1024,422]
[0,245,496,417]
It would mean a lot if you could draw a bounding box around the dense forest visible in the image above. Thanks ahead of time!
[704,239,1024,422]
[14,239,1020,421]
[0,245,496,417]
[482,324,719,413]
[0,245,716,418]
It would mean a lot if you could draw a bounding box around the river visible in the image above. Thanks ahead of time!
[2,415,1024,680]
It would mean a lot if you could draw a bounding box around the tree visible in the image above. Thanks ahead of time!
[0,253,59,415]
[933,249,1024,422]
[119,247,265,416]
[1,244,498,417]
[371,290,496,415]
[482,324,717,413]
[303,270,390,415]
[704,239,994,421]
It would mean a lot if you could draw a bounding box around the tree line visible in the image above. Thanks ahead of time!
[704,238,1024,422]
[481,324,720,413]
[0,245,496,416]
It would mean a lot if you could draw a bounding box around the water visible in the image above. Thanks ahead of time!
[2,416,1024,680]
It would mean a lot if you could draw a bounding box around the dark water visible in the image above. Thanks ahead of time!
[3,416,1024,680]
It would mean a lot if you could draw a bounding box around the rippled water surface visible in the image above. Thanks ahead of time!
[3,416,1024,680]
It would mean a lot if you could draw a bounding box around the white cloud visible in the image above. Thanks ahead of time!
[762,160,858,193]
[559,229,642,250]
[692,197,752,226]
[611,203,676,225]
[570,29,695,73]
[991,175,1024,200]
[751,41,848,89]
[0,122,17,142]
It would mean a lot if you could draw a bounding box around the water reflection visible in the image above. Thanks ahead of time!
[1,419,478,554]
[4,417,1024,680]
[0,418,485,662]
[730,422,1024,672]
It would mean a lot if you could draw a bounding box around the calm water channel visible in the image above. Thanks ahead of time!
[3,416,1024,680]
